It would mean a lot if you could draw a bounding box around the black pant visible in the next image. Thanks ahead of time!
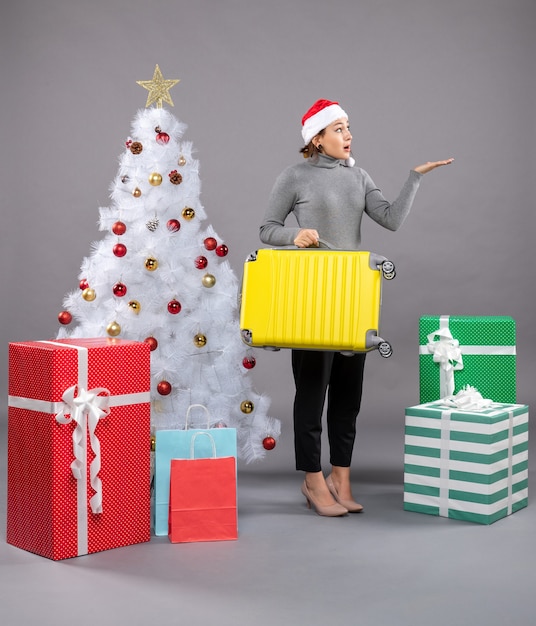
[291,349,366,472]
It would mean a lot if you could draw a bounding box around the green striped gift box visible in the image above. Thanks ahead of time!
[419,315,516,403]
[404,401,529,524]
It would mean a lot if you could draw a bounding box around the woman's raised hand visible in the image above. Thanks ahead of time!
[413,158,454,175]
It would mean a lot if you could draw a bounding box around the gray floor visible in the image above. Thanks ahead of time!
[1,413,534,626]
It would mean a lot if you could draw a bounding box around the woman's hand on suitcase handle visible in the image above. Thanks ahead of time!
[294,229,320,248]
[413,158,455,174]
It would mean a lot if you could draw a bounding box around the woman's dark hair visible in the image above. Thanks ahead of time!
[299,129,326,158]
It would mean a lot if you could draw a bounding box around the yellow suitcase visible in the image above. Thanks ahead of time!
[239,248,395,356]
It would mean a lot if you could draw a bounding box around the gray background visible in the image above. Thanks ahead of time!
[1,2,535,624]
[2,0,535,436]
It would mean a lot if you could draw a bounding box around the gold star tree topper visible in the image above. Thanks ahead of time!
[136,65,180,108]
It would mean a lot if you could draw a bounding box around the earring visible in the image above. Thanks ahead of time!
[317,144,323,152]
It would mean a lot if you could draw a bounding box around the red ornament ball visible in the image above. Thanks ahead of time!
[144,336,158,351]
[112,221,127,235]
[216,244,229,257]
[167,299,182,314]
[157,380,172,396]
[242,356,256,370]
[113,243,127,257]
[113,282,127,297]
[79,278,89,290]
[167,219,181,233]
[156,132,170,145]
[194,255,208,270]
[204,237,217,251]
[263,437,276,451]
[58,310,72,325]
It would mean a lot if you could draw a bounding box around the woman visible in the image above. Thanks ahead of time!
[259,99,453,517]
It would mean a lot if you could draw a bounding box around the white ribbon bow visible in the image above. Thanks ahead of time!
[441,385,493,411]
[426,327,464,397]
[55,385,111,514]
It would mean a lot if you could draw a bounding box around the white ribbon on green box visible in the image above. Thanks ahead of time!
[8,340,150,556]
[439,409,452,518]
[507,409,514,515]
[425,325,463,398]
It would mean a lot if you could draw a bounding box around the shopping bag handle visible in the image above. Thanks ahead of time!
[185,403,211,430]
[189,431,217,459]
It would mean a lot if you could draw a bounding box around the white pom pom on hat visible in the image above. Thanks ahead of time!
[301,99,348,145]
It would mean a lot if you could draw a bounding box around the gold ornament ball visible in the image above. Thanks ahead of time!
[82,288,96,302]
[148,172,162,186]
[178,155,187,166]
[240,400,254,414]
[145,257,158,271]
[128,300,141,313]
[132,187,142,197]
[182,206,195,220]
[106,321,121,337]
[202,273,216,288]
[193,333,207,347]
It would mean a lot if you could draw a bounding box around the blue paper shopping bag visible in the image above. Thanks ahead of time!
[154,404,237,536]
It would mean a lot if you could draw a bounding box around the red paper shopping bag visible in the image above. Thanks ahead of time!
[168,432,238,543]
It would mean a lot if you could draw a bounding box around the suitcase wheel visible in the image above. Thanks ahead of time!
[381,260,396,280]
[241,329,253,346]
[378,341,393,358]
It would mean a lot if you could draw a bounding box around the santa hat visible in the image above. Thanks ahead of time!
[301,99,348,145]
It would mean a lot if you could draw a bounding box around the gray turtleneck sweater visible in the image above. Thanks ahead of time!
[259,153,423,250]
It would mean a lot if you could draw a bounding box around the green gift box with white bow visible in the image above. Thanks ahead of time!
[404,399,529,524]
[419,316,516,403]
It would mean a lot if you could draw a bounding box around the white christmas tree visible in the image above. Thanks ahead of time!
[57,65,280,462]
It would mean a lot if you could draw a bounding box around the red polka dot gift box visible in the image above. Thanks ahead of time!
[7,338,151,560]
